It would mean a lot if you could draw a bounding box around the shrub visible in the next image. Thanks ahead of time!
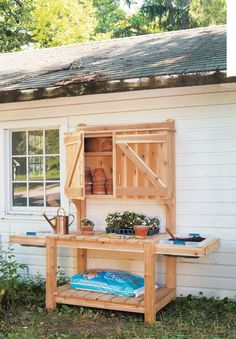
[0,244,28,310]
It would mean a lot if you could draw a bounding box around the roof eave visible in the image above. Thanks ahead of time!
[0,70,235,104]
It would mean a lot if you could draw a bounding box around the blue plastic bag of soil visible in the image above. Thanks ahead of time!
[70,270,145,297]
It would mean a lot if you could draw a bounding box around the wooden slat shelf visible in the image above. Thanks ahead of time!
[85,194,113,199]
[10,234,47,247]
[85,152,112,157]
[53,284,175,314]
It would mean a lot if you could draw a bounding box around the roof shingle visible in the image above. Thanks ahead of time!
[0,25,226,92]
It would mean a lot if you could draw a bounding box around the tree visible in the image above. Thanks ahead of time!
[0,0,31,52]
[30,0,97,48]
[93,0,128,40]
[189,0,226,27]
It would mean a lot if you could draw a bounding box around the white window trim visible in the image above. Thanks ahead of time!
[0,117,69,218]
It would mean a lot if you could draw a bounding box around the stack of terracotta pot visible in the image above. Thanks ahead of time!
[93,168,106,195]
[105,178,113,195]
[85,167,92,195]
[101,140,112,151]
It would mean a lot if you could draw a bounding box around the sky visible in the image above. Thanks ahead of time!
[120,0,144,13]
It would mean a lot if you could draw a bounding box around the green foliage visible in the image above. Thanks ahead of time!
[0,245,68,311]
[30,0,97,48]
[189,0,226,27]
[81,218,95,226]
[0,0,227,52]
[93,0,127,39]
[0,244,28,309]
[0,0,31,52]
[105,210,160,229]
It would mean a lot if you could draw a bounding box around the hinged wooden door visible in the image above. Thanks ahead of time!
[64,131,85,200]
[115,129,173,199]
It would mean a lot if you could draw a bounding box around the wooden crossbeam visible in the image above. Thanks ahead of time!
[115,133,167,144]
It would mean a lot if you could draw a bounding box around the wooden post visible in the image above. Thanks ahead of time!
[165,199,177,290]
[144,242,156,323]
[165,126,176,291]
[166,256,176,289]
[46,237,57,309]
[74,199,87,273]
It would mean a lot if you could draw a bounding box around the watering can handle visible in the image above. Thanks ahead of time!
[57,207,66,216]
[68,214,75,227]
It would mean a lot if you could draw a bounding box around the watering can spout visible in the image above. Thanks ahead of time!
[43,213,57,232]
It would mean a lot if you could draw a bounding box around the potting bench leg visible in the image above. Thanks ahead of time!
[76,199,87,273]
[46,237,57,309]
[77,249,87,273]
[144,243,156,323]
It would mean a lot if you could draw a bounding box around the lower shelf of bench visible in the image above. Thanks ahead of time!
[52,285,176,314]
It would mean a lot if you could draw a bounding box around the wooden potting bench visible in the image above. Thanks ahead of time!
[10,120,219,323]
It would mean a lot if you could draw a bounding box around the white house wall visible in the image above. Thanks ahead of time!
[0,83,236,299]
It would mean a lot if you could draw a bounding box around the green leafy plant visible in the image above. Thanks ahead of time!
[0,244,27,309]
[105,211,160,229]
[81,218,95,227]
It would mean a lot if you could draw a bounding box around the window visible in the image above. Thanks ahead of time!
[11,129,60,208]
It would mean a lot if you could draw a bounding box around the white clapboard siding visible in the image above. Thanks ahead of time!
[177,177,236,190]
[1,83,236,299]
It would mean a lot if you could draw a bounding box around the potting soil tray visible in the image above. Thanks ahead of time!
[155,235,219,257]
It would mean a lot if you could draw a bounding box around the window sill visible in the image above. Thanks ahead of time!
[2,213,47,222]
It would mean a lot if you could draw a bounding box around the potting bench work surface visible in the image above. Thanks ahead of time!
[10,231,219,257]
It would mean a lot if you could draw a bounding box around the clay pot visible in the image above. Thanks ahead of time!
[101,140,112,152]
[81,224,94,235]
[133,226,149,238]
[85,167,93,195]
[93,168,106,194]
[93,168,106,178]
[106,178,113,195]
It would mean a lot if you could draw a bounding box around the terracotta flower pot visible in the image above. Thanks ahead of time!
[81,225,94,235]
[133,226,149,238]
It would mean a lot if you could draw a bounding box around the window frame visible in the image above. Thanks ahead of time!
[1,118,68,216]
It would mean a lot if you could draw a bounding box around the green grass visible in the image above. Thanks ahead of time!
[1,294,236,339]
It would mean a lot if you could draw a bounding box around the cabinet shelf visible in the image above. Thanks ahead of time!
[86,194,113,199]
[85,152,112,157]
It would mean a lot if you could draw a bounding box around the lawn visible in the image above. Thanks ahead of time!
[0,247,235,338]
[1,294,236,339]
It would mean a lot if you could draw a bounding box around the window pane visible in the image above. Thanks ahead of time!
[46,183,60,207]
[46,156,60,180]
[45,129,59,154]
[12,157,26,181]
[12,183,27,206]
[12,132,26,155]
[29,156,43,181]
[29,130,43,155]
[29,183,44,206]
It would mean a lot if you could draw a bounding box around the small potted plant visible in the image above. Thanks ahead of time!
[134,216,160,238]
[81,218,95,235]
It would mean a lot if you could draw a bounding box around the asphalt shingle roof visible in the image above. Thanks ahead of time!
[0,25,226,92]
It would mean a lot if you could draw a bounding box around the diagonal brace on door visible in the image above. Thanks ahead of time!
[117,143,166,189]
[65,138,82,188]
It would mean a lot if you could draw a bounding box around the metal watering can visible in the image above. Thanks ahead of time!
[43,207,74,235]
